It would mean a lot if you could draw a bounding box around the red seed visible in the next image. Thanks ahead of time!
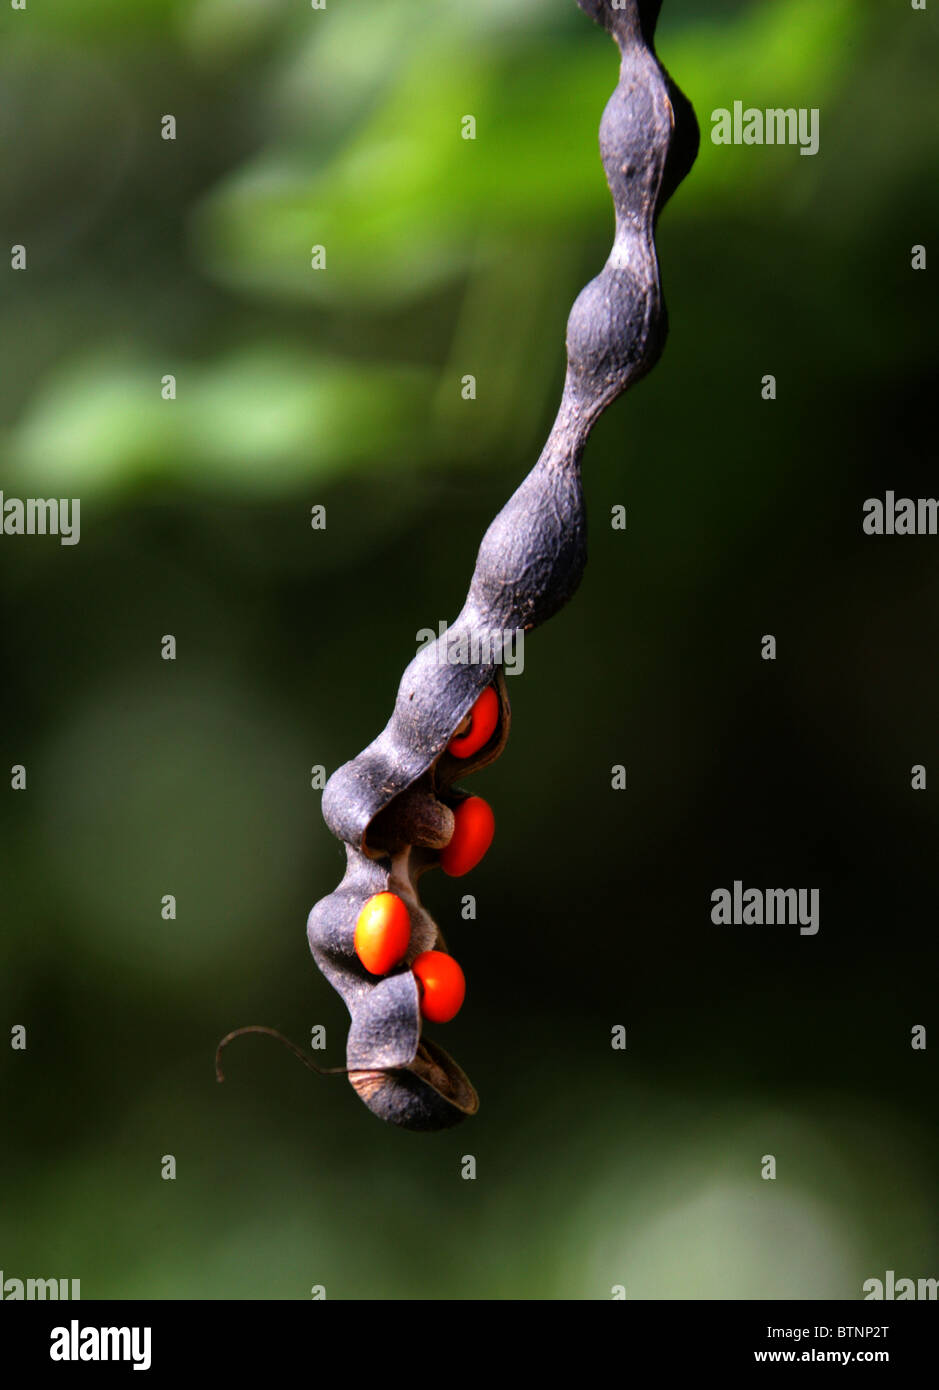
[354,892,411,976]
[447,685,499,759]
[440,796,495,877]
[412,951,465,1023]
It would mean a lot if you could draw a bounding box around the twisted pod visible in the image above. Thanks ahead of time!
[306,0,698,1131]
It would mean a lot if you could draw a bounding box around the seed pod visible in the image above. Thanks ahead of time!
[305,0,698,1131]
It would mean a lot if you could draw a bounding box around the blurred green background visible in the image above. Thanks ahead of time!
[1,0,937,1299]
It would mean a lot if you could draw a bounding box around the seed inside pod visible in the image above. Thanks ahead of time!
[447,685,499,759]
[440,796,495,877]
[413,950,466,1023]
[354,892,411,975]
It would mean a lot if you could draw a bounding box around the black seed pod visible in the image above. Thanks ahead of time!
[307,0,698,1131]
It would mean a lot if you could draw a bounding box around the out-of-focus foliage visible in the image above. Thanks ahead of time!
[1,0,936,1299]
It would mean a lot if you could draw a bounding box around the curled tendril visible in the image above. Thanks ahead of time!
[215,1026,360,1083]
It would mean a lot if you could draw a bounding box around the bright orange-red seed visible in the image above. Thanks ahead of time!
[354,892,410,976]
[412,950,465,1023]
[440,796,495,877]
[447,685,499,759]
